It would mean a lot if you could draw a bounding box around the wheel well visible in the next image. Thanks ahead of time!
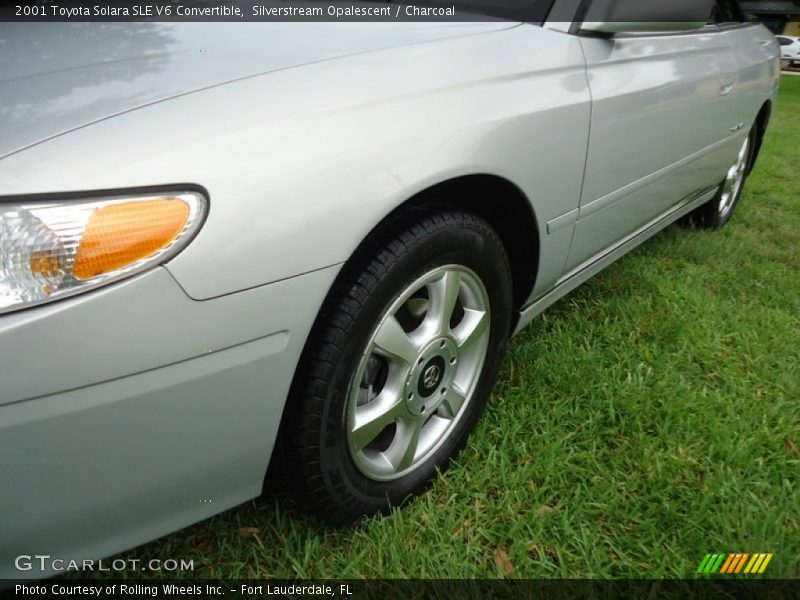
[368,174,540,316]
[750,100,772,174]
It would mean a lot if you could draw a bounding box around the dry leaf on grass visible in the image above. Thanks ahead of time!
[538,505,555,518]
[493,547,515,577]
[238,526,260,538]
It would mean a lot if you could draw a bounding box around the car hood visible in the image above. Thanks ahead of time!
[0,21,513,161]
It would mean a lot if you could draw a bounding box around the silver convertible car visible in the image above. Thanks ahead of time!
[0,0,779,576]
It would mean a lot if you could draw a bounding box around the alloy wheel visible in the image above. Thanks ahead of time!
[345,265,491,481]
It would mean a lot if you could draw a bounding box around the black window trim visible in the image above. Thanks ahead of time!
[561,0,752,38]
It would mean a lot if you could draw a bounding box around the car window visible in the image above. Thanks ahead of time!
[777,37,793,46]
[709,0,743,23]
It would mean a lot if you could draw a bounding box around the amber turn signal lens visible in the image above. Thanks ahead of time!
[72,199,190,280]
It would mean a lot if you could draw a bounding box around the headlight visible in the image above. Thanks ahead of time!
[0,190,207,314]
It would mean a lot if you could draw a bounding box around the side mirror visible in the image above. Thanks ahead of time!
[579,0,715,34]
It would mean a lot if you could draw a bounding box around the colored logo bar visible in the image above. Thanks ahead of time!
[696,553,773,574]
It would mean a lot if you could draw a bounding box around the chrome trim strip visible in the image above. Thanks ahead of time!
[578,134,740,220]
[546,208,580,234]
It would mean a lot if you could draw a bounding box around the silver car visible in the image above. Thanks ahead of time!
[0,0,779,577]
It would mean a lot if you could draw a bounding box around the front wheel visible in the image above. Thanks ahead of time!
[275,209,513,523]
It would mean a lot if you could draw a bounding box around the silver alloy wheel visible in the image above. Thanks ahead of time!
[345,265,491,481]
[718,135,750,217]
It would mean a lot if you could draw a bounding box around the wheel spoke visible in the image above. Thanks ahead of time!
[387,417,423,471]
[439,383,467,419]
[374,315,418,366]
[453,308,489,349]
[351,392,402,450]
[427,270,461,337]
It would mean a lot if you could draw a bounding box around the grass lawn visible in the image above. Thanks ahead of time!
[106,77,799,579]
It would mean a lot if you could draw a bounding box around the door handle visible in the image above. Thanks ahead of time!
[720,75,735,96]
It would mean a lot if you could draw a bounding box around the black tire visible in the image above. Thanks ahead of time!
[684,126,757,230]
[273,208,513,524]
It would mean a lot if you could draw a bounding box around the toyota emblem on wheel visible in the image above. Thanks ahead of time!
[423,365,440,389]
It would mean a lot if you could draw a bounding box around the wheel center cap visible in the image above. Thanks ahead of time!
[405,338,458,415]
[418,357,445,398]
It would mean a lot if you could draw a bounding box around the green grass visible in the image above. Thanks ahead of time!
[103,77,800,579]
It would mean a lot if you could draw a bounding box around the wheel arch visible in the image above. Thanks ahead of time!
[356,174,541,321]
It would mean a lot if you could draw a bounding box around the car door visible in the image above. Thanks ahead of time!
[563,6,739,272]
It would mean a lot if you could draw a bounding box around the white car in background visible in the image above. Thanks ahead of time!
[777,35,800,68]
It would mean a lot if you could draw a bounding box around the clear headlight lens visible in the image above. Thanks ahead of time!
[0,190,207,314]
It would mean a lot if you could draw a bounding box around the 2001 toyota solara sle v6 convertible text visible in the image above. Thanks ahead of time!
[0,0,779,577]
